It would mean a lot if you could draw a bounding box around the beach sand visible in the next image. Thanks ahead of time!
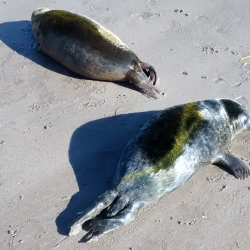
[1,0,250,249]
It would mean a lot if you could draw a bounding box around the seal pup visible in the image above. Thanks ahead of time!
[69,99,250,241]
[31,8,160,98]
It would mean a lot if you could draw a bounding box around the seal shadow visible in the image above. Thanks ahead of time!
[0,20,140,92]
[0,20,81,78]
[56,110,159,236]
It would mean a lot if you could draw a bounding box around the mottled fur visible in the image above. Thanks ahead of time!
[31,8,160,98]
[70,99,250,241]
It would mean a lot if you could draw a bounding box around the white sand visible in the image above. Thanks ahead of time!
[1,0,250,249]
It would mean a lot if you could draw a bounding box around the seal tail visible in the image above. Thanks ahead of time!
[69,190,118,236]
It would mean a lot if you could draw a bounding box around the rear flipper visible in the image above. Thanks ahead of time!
[126,66,160,99]
[107,195,130,217]
[81,203,142,242]
[213,153,250,179]
[69,190,118,236]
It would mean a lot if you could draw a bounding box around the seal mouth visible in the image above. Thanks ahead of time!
[140,62,157,85]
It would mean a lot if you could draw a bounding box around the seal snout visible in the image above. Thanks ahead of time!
[31,7,50,23]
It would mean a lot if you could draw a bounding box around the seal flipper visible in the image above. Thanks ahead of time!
[106,195,130,217]
[126,68,160,99]
[31,41,41,52]
[140,62,157,86]
[213,153,250,179]
[81,203,141,242]
[69,190,118,236]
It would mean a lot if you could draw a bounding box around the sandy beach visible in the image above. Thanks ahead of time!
[1,0,250,249]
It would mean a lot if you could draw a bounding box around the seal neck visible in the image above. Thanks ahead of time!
[230,112,250,137]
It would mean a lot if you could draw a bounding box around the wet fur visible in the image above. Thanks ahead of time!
[31,8,159,98]
[69,99,250,241]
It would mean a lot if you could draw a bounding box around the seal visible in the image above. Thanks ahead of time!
[31,8,160,98]
[69,99,250,241]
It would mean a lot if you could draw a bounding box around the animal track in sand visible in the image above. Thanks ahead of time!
[7,225,20,250]
[214,78,227,84]
[133,11,161,19]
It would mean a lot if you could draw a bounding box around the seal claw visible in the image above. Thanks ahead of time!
[213,153,250,180]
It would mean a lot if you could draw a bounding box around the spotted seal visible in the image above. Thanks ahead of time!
[69,99,250,241]
[31,8,160,98]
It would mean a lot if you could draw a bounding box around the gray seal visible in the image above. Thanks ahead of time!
[31,8,160,98]
[70,99,250,241]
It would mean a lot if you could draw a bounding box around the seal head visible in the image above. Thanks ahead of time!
[219,99,250,134]
[31,7,50,39]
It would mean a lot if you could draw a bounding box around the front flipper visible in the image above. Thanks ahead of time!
[126,68,160,99]
[213,153,250,179]
[31,41,41,52]
[81,203,142,242]
[69,190,118,236]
